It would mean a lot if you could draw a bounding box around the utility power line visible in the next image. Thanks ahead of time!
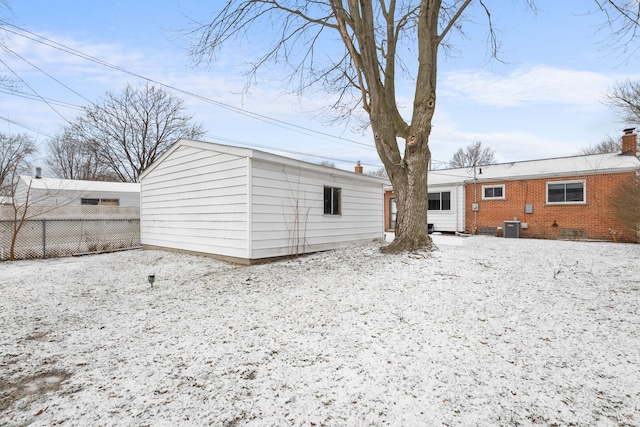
[0,22,445,169]
[0,21,376,151]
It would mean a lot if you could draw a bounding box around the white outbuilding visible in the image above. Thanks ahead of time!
[14,175,141,208]
[139,139,387,264]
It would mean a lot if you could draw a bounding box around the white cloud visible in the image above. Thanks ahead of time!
[430,125,575,164]
[2,31,331,136]
[440,65,617,107]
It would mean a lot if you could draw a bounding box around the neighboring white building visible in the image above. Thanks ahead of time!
[384,167,469,234]
[425,168,469,233]
[139,139,387,264]
[14,176,140,208]
[2,176,141,260]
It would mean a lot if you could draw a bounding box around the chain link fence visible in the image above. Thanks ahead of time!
[0,206,140,261]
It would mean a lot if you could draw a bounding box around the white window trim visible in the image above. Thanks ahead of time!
[546,180,586,205]
[481,184,505,200]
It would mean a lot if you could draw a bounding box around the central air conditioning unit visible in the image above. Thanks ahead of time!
[504,221,520,238]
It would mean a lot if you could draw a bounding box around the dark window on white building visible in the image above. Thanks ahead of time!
[323,187,341,215]
[428,192,451,211]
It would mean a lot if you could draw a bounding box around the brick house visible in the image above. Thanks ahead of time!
[385,129,640,242]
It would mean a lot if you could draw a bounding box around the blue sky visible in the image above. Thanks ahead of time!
[2,1,640,173]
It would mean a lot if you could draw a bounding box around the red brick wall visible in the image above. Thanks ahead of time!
[464,172,637,242]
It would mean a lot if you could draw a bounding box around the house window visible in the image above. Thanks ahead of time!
[389,197,397,230]
[547,181,585,204]
[428,191,451,211]
[482,185,505,200]
[81,198,120,206]
[323,186,341,215]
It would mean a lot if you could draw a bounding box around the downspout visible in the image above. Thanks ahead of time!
[457,185,461,233]
[473,165,478,234]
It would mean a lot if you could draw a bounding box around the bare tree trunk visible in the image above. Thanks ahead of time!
[9,178,31,261]
[8,174,80,260]
[188,1,640,252]
[383,155,433,252]
[188,0,473,252]
[9,219,23,261]
[377,0,440,252]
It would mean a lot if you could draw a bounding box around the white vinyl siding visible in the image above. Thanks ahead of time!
[141,144,249,259]
[250,159,383,259]
[140,139,386,263]
[426,184,465,233]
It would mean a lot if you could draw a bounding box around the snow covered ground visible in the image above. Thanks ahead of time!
[1,235,639,426]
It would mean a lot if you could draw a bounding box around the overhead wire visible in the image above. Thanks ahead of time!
[0,21,376,150]
[0,21,446,169]
[0,88,82,109]
[2,43,93,105]
[0,55,73,126]
[0,114,55,138]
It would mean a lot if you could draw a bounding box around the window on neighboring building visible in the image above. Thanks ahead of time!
[547,181,585,204]
[81,198,120,206]
[389,197,397,230]
[428,191,451,211]
[482,185,505,200]
[323,186,341,215]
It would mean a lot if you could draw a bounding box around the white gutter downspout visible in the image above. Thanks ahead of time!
[473,165,478,234]
[456,185,461,233]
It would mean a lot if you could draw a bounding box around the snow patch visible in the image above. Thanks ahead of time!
[1,236,639,425]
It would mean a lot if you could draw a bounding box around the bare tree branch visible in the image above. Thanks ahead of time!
[578,136,623,155]
[45,129,116,181]
[64,83,206,182]
[185,0,638,252]
[0,132,36,196]
[611,168,640,236]
[604,79,640,125]
[449,141,496,168]
[592,0,640,58]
